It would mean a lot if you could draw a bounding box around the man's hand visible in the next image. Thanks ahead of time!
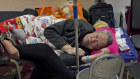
[3,40,20,59]
[62,44,85,56]
[101,48,110,54]
[69,48,85,56]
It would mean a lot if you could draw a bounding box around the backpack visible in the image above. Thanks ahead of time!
[89,3,115,28]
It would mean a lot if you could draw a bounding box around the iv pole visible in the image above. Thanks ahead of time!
[73,0,79,74]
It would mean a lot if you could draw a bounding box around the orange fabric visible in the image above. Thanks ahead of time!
[37,7,55,16]
[69,1,87,21]
[37,7,66,19]
[37,1,86,21]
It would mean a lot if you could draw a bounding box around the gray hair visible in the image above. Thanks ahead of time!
[98,30,113,46]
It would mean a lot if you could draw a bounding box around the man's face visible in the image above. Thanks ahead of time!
[82,32,108,50]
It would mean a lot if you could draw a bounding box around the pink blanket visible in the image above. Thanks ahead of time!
[90,27,119,55]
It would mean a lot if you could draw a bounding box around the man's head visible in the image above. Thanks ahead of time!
[82,31,113,50]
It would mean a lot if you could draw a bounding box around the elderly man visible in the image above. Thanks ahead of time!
[44,19,113,66]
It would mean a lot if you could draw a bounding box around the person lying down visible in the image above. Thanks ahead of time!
[91,20,119,56]
[3,19,119,79]
[44,19,119,66]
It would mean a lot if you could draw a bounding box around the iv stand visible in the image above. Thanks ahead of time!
[73,0,79,74]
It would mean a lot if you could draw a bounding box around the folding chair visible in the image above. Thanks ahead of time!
[128,63,140,79]
[0,57,21,79]
[76,54,125,79]
[0,31,34,79]
[130,0,140,54]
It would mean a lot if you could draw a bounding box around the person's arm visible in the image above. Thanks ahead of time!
[82,52,107,63]
[88,37,119,63]
[44,19,79,55]
[3,40,20,59]
[44,19,95,49]
[44,19,72,49]
[62,44,85,56]
[44,19,94,56]
[104,28,119,55]
[105,41,119,55]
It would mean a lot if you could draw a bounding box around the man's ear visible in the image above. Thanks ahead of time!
[102,30,108,33]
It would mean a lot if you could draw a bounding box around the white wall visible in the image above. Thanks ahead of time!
[0,0,95,11]
[105,0,131,26]
[0,0,131,26]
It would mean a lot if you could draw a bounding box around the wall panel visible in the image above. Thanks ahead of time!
[0,0,95,11]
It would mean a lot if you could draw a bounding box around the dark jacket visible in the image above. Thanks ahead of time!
[44,19,95,55]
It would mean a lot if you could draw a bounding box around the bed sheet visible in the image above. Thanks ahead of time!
[115,27,138,63]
